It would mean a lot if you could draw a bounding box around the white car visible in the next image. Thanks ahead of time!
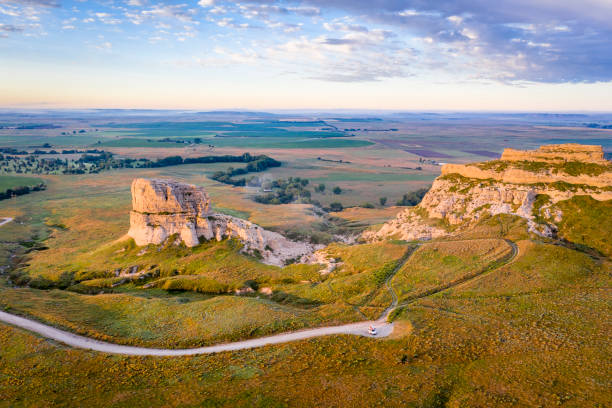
[368,326,377,335]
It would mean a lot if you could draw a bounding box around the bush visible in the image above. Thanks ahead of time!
[396,188,429,206]
[379,197,387,206]
[329,202,343,212]
[28,276,55,290]
[57,271,75,289]
[8,270,31,286]
[159,276,229,294]
[333,186,342,194]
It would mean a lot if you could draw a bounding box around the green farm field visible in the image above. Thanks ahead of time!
[0,175,44,191]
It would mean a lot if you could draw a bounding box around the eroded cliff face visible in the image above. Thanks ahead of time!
[128,178,316,266]
[365,144,612,241]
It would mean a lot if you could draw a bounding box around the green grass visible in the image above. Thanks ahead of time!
[443,240,607,298]
[310,172,435,183]
[476,159,611,177]
[99,137,374,149]
[554,196,612,257]
[392,239,513,303]
[0,286,357,348]
[23,237,322,287]
[0,175,44,191]
[270,242,412,319]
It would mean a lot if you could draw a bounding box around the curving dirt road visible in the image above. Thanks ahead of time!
[0,217,13,227]
[0,238,519,356]
[0,311,392,356]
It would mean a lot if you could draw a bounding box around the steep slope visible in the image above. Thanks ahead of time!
[365,144,612,246]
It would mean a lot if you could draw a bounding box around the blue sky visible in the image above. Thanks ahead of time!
[1,0,612,110]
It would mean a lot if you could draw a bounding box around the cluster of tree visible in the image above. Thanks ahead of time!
[147,137,211,145]
[0,151,153,175]
[0,148,28,155]
[0,182,46,201]
[209,155,282,186]
[396,188,429,206]
[0,151,280,176]
[60,129,89,135]
[0,148,106,156]
[253,177,310,204]
[252,179,349,212]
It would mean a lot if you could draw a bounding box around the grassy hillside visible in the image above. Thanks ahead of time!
[1,240,413,347]
[1,239,609,407]
[392,239,513,303]
[554,196,612,257]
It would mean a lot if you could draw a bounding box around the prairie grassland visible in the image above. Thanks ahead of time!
[448,213,530,242]
[1,241,410,347]
[392,239,513,303]
[438,240,610,298]
[1,240,609,407]
[331,206,404,224]
[554,195,612,257]
[0,286,360,348]
[272,241,411,310]
[25,236,321,285]
[2,167,321,277]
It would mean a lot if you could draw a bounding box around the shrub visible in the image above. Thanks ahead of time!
[333,186,342,194]
[329,202,343,212]
[28,276,55,290]
[396,188,429,206]
[159,276,229,294]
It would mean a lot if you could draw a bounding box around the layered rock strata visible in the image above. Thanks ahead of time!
[128,178,315,266]
[365,144,612,241]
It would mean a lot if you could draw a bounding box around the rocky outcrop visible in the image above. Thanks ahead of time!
[128,178,316,266]
[500,143,607,164]
[440,163,612,189]
[365,144,612,241]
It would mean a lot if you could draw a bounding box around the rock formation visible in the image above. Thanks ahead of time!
[128,178,316,266]
[364,144,612,241]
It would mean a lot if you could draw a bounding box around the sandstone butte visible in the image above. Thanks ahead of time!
[127,178,316,266]
[364,144,612,242]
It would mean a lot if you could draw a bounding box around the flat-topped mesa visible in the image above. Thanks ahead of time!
[440,143,612,189]
[364,143,612,242]
[127,178,316,266]
[501,144,606,164]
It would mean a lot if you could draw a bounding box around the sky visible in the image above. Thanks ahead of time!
[1,0,612,111]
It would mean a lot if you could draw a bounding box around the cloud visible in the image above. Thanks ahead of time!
[1,0,59,7]
[197,0,214,7]
[95,12,121,25]
[0,22,23,32]
[266,26,414,82]
[1,0,610,85]
[96,41,112,50]
[140,4,196,24]
[259,0,612,83]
